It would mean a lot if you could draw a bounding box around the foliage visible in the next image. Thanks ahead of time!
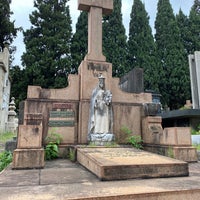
[127,0,159,92]
[176,9,190,55]
[0,132,16,143]
[0,151,12,172]
[188,0,200,54]
[45,142,59,160]
[103,0,127,77]
[45,129,62,145]
[71,11,88,73]
[191,124,200,135]
[9,65,27,111]
[167,147,174,158]
[120,126,143,149]
[68,148,76,162]
[155,0,190,110]
[22,0,72,89]
[44,129,62,160]
[193,144,200,151]
[0,0,18,50]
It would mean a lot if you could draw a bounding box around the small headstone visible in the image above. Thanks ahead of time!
[5,137,17,152]
[119,68,144,93]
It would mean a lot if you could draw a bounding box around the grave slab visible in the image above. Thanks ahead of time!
[77,147,189,181]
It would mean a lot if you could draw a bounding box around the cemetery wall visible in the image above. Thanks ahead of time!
[0,46,10,132]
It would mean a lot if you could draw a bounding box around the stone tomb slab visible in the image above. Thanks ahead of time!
[77,147,189,181]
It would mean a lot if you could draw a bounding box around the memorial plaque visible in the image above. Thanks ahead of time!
[50,111,74,118]
[48,120,75,127]
[88,62,109,72]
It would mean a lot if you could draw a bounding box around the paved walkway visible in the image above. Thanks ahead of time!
[0,159,200,200]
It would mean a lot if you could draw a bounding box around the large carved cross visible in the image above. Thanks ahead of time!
[78,0,113,62]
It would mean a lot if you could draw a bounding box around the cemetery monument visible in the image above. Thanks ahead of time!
[12,0,197,180]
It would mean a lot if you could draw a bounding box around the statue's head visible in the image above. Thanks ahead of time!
[98,74,105,89]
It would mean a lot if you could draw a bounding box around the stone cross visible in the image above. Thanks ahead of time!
[78,0,113,62]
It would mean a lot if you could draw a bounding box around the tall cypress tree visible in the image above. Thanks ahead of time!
[0,0,18,51]
[188,0,200,54]
[10,65,27,110]
[103,0,127,77]
[155,0,190,109]
[22,0,72,89]
[127,0,159,92]
[176,9,190,55]
[71,11,88,74]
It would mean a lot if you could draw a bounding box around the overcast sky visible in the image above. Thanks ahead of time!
[10,0,194,66]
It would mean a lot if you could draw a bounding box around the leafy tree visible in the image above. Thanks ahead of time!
[0,0,18,51]
[155,0,190,109]
[127,0,159,92]
[71,11,88,74]
[22,0,72,89]
[188,0,200,54]
[103,0,127,77]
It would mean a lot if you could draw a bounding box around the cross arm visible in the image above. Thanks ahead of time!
[78,0,113,15]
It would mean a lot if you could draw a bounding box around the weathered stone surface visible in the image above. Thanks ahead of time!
[17,125,42,149]
[27,75,80,100]
[144,145,198,162]
[77,147,189,180]
[12,148,45,169]
[113,104,142,143]
[162,127,192,146]
[142,116,163,144]
[48,127,76,144]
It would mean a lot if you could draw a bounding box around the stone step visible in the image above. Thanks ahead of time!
[69,189,200,200]
[77,147,189,181]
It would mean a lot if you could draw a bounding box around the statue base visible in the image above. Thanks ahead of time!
[89,133,115,146]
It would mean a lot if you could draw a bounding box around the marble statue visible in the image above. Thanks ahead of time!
[88,74,114,144]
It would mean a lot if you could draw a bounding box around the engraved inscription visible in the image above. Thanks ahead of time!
[48,120,75,127]
[52,103,72,110]
[88,62,109,72]
[50,111,74,118]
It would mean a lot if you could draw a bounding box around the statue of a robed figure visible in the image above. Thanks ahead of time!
[88,74,114,144]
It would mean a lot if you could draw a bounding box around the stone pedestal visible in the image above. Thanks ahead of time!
[142,116,163,144]
[142,118,198,162]
[12,113,45,169]
[12,149,44,169]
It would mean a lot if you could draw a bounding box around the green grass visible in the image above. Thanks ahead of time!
[193,144,200,151]
[0,151,12,172]
[0,132,16,143]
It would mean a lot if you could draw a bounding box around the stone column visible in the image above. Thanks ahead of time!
[189,51,200,109]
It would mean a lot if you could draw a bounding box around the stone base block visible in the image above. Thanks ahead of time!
[144,144,198,162]
[162,127,192,145]
[77,147,189,181]
[12,148,45,169]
